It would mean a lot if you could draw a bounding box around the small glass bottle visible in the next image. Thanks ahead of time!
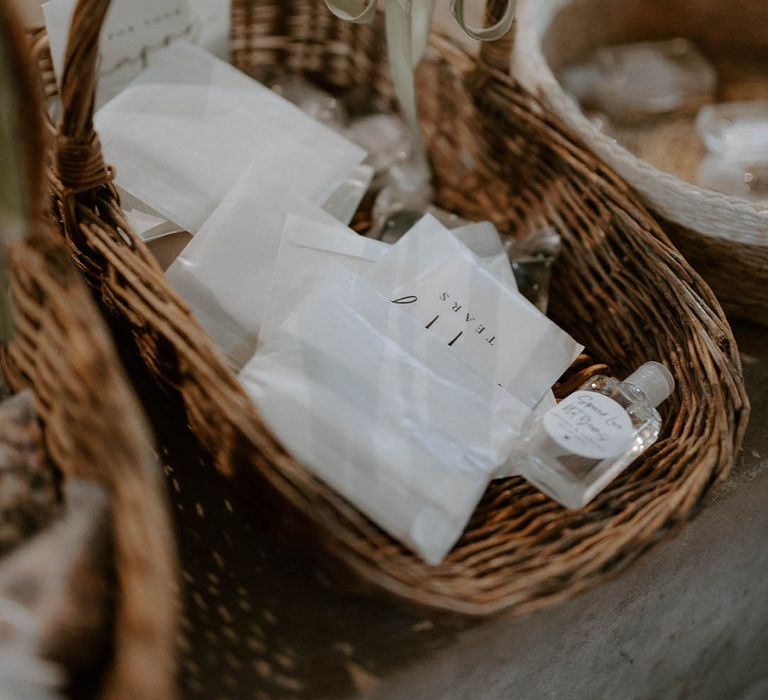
[514,362,675,509]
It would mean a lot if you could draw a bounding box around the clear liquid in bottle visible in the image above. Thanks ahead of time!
[514,362,675,509]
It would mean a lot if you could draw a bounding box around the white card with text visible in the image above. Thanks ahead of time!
[364,215,583,407]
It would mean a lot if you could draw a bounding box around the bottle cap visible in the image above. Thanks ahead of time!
[624,362,675,408]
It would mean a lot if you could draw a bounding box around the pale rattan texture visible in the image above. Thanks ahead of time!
[47,0,748,616]
[515,0,768,324]
[0,1,178,697]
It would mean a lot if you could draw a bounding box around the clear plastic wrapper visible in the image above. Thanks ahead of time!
[95,41,365,233]
[697,156,768,202]
[559,38,716,125]
[240,267,531,565]
[505,226,563,313]
[269,73,348,128]
[426,205,470,229]
[321,164,375,225]
[345,113,413,181]
[371,159,434,239]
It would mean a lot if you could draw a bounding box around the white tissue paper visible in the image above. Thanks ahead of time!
[94,40,365,233]
[364,215,584,407]
[240,266,531,565]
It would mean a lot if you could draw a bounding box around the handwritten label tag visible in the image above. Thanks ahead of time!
[43,0,230,107]
[543,391,633,460]
[43,0,191,105]
[364,215,583,407]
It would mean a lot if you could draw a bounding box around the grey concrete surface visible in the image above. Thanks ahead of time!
[370,321,768,700]
[136,320,768,700]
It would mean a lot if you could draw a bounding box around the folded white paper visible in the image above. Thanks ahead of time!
[119,188,179,242]
[364,215,584,407]
[95,41,365,233]
[240,267,531,564]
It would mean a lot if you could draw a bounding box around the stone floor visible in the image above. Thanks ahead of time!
[128,319,768,700]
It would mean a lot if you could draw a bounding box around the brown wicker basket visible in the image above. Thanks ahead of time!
[0,1,177,697]
[515,0,768,325]
[45,0,748,616]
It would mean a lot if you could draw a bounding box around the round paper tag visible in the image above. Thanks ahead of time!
[543,391,633,460]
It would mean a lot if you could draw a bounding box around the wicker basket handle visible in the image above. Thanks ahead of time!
[477,0,516,71]
[56,0,112,199]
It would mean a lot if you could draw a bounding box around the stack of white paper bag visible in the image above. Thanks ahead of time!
[50,20,585,564]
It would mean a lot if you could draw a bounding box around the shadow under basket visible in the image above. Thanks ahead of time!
[47,0,748,616]
[515,0,768,325]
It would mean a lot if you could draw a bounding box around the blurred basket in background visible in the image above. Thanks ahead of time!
[0,1,177,696]
[515,0,768,324]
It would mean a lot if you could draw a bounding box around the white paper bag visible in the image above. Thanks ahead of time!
[452,221,518,290]
[240,267,531,564]
[364,215,584,407]
[259,216,519,349]
[95,41,365,233]
[259,215,389,346]
[166,165,346,369]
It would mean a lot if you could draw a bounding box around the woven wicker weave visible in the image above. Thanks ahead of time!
[46,0,748,616]
[515,0,768,324]
[0,2,177,697]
